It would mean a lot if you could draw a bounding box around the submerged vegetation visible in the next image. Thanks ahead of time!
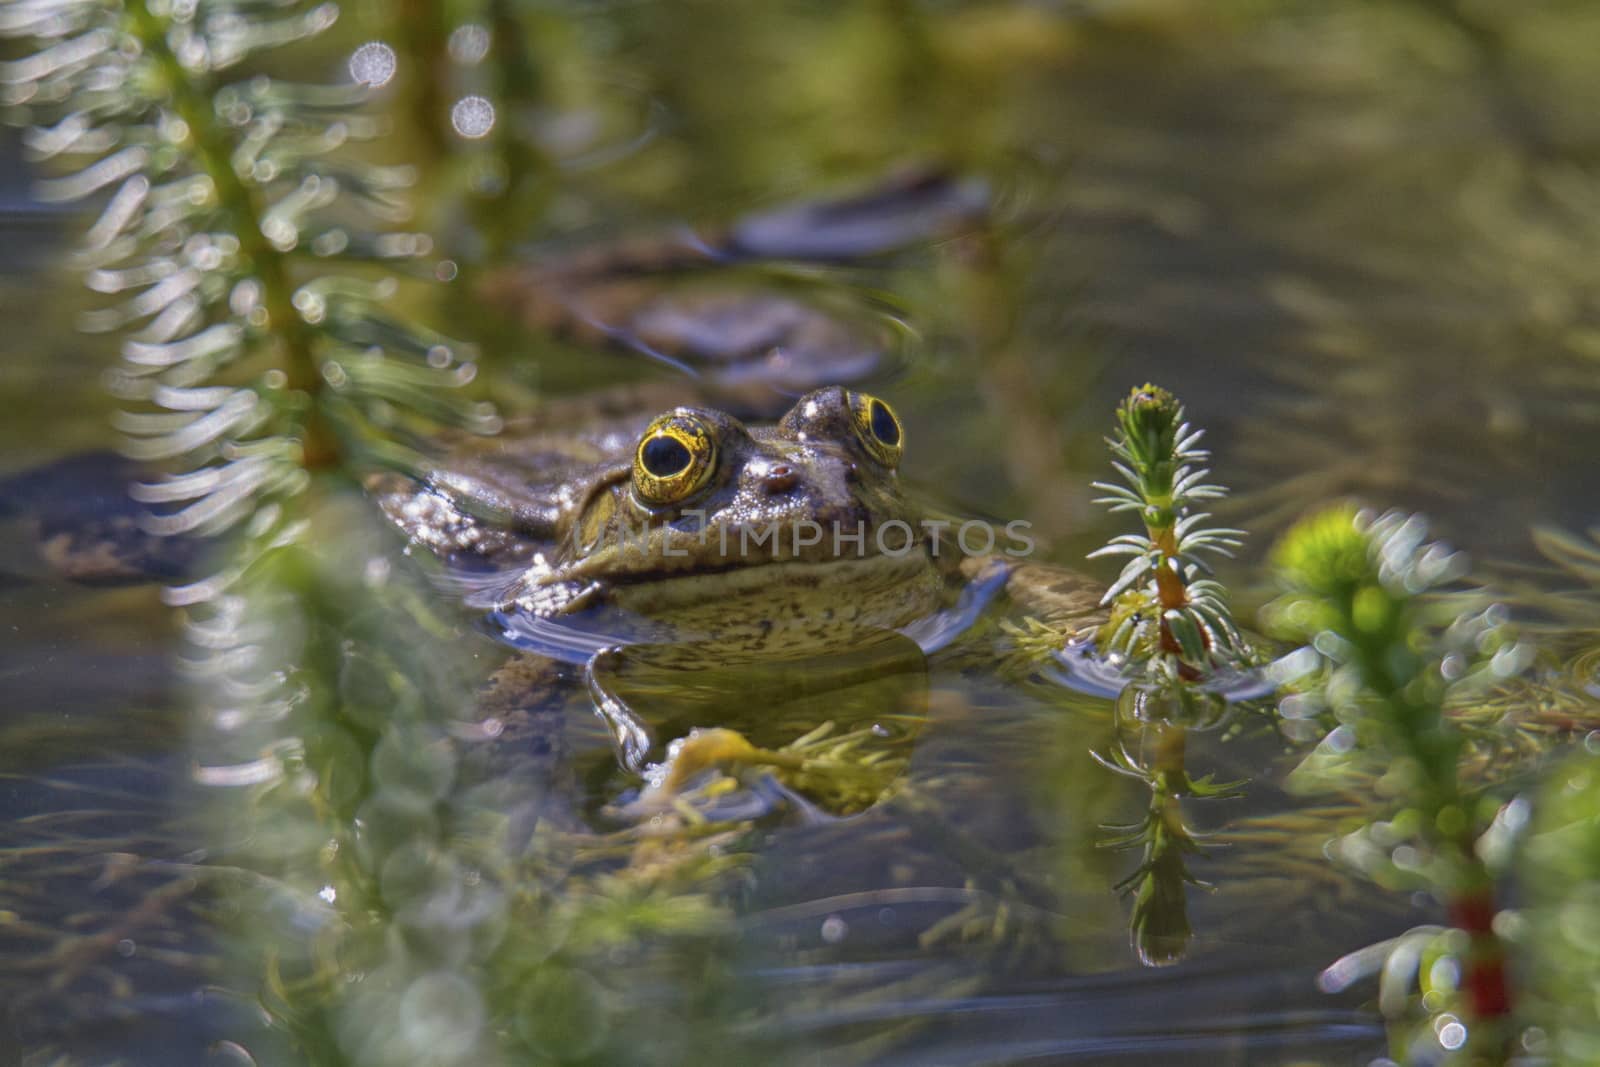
[1,1,1599,1066]
[1083,384,1252,966]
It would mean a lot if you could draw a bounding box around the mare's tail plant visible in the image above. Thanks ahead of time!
[1266,506,1534,1063]
[1086,384,1251,966]
[1,3,518,1060]
[1,0,493,568]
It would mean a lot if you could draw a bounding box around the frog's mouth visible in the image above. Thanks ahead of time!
[550,549,941,631]
[599,549,935,606]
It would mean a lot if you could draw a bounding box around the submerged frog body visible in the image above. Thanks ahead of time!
[373,384,1102,784]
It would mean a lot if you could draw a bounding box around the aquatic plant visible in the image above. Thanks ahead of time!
[1266,505,1535,1063]
[1089,383,1247,686]
[0,2,583,1061]
[1084,383,1252,966]
[0,0,493,561]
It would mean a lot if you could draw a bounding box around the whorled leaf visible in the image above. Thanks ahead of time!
[1,0,496,546]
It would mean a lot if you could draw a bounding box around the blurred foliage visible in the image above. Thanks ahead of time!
[1267,507,1536,1063]
[1524,749,1600,1066]
[180,483,759,1066]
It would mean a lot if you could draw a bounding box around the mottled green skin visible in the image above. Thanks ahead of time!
[371,385,1106,767]
[374,386,953,652]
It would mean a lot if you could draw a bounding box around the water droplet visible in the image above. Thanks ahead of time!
[820,915,847,944]
[116,938,136,957]
[318,884,337,903]
[435,259,459,282]
[1438,1020,1467,1050]
[451,95,496,139]
[349,42,397,88]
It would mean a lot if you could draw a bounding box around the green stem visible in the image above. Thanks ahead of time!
[1343,608,1513,1054]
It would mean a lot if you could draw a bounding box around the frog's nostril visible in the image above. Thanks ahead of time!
[762,465,799,494]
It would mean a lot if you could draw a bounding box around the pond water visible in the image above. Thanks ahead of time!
[3,4,1599,1066]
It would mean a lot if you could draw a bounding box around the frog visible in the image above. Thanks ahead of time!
[369,382,1106,813]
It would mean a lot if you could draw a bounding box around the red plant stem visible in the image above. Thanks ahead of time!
[1150,527,1204,682]
[1449,886,1512,1020]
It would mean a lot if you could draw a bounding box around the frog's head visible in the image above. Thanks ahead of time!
[555,386,926,588]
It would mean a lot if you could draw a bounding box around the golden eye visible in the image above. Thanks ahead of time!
[632,413,718,505]
[848,392,904,467]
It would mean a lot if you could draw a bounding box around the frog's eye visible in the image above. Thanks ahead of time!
[633,413,719,505]
[848,392,904,467]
